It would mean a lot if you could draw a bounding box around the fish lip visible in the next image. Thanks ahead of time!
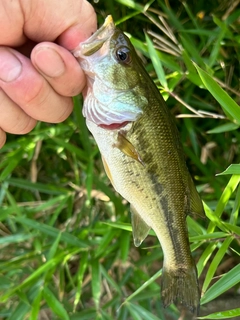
[75,15,115,57]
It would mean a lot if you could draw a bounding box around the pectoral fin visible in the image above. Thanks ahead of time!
[131,205,150,247]
[114,132,144,166]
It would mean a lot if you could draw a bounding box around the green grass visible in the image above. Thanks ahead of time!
[1,1,240,319]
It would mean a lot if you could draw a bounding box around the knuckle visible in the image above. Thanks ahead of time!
[0,128,6,148]
[23,76,47,107]
[0,88,36,134]
[53,97,73,123]
[0,87,9,104]
[14,117,36,134]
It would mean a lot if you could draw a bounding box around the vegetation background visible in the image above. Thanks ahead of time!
[0,0,240,319]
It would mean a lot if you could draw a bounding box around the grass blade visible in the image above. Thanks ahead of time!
[199,308,240,319]
[91,259,101,311]
[202,237,234,292]
[193,63,240,124]
[43,287,70,320]
[145,34,168,89]
[216,165,240,176]
[201,264,240,305]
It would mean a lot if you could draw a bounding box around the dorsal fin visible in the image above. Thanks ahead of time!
[188,175,205,218]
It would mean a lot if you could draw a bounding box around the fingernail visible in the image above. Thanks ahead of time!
[34,47,65,77]
[0,49,22,82]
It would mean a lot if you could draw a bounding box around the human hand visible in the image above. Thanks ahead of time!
[0,0,97,148]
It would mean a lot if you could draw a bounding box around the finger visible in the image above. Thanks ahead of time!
[0,47,73,123]
[31,42,86,97]
[0,1,25,46]
[0,0,96,47]
[57,0,97,50]
[0,128,6,148]
[24,0,97,46]
[0,88,36,134]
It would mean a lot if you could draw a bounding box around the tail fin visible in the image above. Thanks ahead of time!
[161,261,200,314]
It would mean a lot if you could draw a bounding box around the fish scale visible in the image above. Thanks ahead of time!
[73,15,205,314]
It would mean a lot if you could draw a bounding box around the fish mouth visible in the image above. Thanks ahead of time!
[79,15,115,57]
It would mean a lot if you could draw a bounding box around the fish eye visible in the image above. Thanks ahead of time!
[116,47,131,64]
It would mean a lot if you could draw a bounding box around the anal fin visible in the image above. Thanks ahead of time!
[131,204,150,247]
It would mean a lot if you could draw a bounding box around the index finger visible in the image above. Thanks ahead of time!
[0,0,97,48]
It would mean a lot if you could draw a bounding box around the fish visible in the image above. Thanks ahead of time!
[73,15,205,314]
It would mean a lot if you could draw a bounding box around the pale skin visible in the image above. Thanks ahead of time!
[0,0,97,148]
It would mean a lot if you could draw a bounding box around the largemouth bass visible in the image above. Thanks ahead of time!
[73,15,204,314]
